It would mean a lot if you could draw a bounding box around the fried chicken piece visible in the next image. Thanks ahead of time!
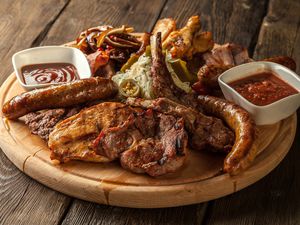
[162,15,213,59]
[152,18,176,42]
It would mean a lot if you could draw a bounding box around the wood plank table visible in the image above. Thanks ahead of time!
[0,0,299,224]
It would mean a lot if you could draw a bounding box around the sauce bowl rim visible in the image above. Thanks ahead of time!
[218,61,300,109]
[12,46,91,89]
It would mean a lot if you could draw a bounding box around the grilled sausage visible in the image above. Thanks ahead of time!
[262,56,296,71]
[197,95,256,175]
[2,77,118,120]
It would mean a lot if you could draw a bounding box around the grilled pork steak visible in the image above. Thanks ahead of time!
[48,102,188,176]
[24,107,82,141]
[126,97,234,153]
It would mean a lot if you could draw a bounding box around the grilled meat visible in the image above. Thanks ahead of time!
[192,43,251,95]
[2,77,118,119]
[150,33,182,102]
[126,97,234,153]
[48,102,188,176]
[152,18,176,42]
[162,15,213,59]
[197,95,256,175]
[150,32,199,107]
[127,96,256,175]
[262,56,296,71]
[193,43,297,95]
[24,107,82,141]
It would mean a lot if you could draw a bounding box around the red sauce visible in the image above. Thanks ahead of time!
[21,63,79,85]
[229,71,299,106]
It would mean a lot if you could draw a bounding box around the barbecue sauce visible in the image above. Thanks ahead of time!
[229,71,298,106]
[21,63,79,85]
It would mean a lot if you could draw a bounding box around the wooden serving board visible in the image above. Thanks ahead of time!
[0,73,297,208]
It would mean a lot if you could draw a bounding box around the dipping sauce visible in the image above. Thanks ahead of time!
[21,63,79,85]
[229,71,299,106]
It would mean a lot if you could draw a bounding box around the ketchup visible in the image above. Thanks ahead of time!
[229,71,298,106]
[21,63,79,85]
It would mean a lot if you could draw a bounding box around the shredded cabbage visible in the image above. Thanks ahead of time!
[112,54,153,99]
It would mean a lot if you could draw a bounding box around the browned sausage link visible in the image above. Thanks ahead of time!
[262,56,296,71]
[2,77,118,120]
[197,95,256,175]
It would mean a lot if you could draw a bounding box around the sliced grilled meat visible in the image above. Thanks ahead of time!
[24,107,82,141]
[48,102,188,176]
[126,97,234,153]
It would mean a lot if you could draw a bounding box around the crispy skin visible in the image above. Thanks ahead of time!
[48,102,188,176]
[2,77,118,119]
[162,15,201,59]
[126,97,234,153]
[48,102,131,163]
[197,95,256,175]
[152,18,176,42]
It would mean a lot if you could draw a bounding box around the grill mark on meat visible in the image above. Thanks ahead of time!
[24,107,82,141]
[48,102,188,176]
[126,97,234,153]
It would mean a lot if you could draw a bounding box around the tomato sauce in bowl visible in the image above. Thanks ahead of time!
[229,71,299,106]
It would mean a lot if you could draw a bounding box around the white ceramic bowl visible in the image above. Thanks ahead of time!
[12,46,91,90]
[218,62,300,125]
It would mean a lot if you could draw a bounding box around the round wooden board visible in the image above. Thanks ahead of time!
[0,73,297,208]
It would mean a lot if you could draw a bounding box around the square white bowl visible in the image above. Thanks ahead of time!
[218,62,300,125]
[12,46,91,90]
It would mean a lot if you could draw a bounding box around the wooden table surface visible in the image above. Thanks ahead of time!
[0,0,299,224]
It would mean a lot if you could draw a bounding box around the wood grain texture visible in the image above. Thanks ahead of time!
[0,1,73,225]
[40,0,167,46]
[61,199,206,225]
[0,73,297,208]
[254,0,300,73]
[205,0,300,224]
[158,0,269,51]
[0,0,69,85]
[0,0,299,223]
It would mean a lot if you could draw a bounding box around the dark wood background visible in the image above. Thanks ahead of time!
[0,0,299,224]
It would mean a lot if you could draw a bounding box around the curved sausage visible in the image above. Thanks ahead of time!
[262,56,296,71]
[197,95,256,175]
[2,77,118,120]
